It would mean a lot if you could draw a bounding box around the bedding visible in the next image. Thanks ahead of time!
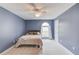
[15,35,43,48]
[26,30,40,35]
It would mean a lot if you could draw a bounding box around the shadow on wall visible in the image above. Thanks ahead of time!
[0,7,25,53]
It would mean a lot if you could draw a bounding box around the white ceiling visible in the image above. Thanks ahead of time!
[0,3,75,20]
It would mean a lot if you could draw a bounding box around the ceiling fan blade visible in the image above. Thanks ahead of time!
[29,3,37,9]
[28,3,45,11]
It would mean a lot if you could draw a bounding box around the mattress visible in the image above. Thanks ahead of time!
[15,35,43,48]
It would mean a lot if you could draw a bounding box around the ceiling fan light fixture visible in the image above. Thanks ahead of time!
[26,3,47,17]
[35,12,41,17]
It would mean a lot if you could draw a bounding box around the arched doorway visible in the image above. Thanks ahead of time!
[41,22,52,39]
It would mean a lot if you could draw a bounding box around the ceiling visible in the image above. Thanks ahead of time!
[0,3,75,20]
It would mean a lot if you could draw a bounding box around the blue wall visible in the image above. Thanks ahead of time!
[24,20,54,39]
[0,7,25,53]
[56,4,79,54]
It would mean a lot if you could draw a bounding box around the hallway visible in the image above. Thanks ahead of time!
[1,40,73,55]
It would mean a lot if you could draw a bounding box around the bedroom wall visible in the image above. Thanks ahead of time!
[24,20,54,39]
[56,4,79,54]
[0,7,25,53]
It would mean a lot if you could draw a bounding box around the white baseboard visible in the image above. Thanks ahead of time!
[0,45,14,55]
[56,41,74,55]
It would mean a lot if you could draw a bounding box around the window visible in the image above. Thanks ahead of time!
[41,22,52,39]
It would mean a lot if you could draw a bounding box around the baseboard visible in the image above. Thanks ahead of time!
[56,41,74,55]
[0,45,14,55]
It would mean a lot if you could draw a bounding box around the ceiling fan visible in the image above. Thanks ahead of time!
[25,3,47,17]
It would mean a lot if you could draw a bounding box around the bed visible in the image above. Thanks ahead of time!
[15,30,43,48]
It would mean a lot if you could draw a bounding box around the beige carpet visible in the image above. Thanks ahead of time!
[1,40,72,55]
[2,46,42,55]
